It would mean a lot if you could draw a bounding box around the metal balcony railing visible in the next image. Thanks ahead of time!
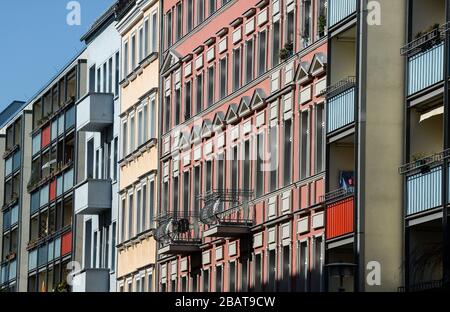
[398,279,444,292]
[328,0,357,28]
[320,187,355,204]
[398,149,450,175]
[401,23,450,57]
[153,212,201,245]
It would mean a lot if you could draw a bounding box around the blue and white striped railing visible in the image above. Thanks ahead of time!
[407,42,444,95]
[328,0,357,28]
[406,166,442,216]
[327,86,355,133]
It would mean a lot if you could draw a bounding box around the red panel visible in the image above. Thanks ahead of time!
[41,126,50,148]
[326,197,354,240]
[61,231,72,256]
[49,179,56,201]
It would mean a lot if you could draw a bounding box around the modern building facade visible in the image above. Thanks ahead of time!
[116,0,160,292]
[157,0,329,292]
[71,3,123,292]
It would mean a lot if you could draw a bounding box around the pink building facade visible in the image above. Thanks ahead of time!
[158,0,328,292]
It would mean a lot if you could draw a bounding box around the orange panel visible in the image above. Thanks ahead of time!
[326,197,354,240]
[41,126,50,148]
[49,179,56,201]
[61,231,72,256]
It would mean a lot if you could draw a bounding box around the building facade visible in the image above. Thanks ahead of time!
[157,0,329,292]
[71,4,123,292]
[116,0,160,292]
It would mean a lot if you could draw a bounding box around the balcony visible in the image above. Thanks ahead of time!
[400,150,449,216]
[76,92,114,132]
[328,0,357,28]
[74,179,112,215]
[199,190,253,238]
[72,268,110,292]
[155,212,201,255]
[323,189,354,240]
[324,77,356,134]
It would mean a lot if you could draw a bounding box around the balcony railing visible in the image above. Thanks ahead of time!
[320,187,355,204]
[399,149,450,175]
[328,0,357,28]
[401,24,450,96]
[154,212,201,254]
[406,165,442,216]
[74,179,112,215]
[76,92,114,132]
[323,77,356,133]
[326,195,354,240]
[398,279,444,292]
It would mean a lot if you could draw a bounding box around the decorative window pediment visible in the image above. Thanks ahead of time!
[309,52,327,77]
[295,61,312,85]
[212,112,226,130]
[250,88,267,110]
[237,96,252,118]
[201,119,213,138]
[225,104,239,124]
[161,50,182,75]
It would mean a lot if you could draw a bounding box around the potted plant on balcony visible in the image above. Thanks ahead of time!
[280,41,294,61]
[318,14,327,38]
[53,281,70,292]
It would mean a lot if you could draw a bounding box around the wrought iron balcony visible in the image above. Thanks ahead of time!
[198,189,253,238]
[154,212,201,255]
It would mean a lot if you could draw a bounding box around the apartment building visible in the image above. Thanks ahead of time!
[116,0,160,292]
[71,4,123,292]
[399,0,450,291]
[157,0,329,292]
[0,100,28,291]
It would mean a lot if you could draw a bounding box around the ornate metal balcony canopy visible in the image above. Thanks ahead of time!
[320,76,356,99]
[400,22,450,57]
[320,187,355,204]
[198,189,253,225]
[398,149,450,175]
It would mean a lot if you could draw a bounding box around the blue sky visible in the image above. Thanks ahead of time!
[0,0,115,111]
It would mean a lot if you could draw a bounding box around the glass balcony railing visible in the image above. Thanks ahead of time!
[323,77,356,134]
[328,0,357,28]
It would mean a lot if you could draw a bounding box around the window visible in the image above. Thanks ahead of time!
[138,110,144,146]
[208,0,216,16]
[84,222,92,268]
[95,149,100,179]
[245,39,254,83]
[176,2,182,40]
[284,118,292,185]
[312,236,323,291]
[205,160,213,192]
[254,253,262,291]
[166,11,173,48]
[300,110,310,179]
[108,58,113,93]
[302,0,312,47]
[298,241,309,291]
[152,12,158,52]
[207,66,215,106]
[268,249,276,291]
[229,262,236,292]
[196,74,203,114]
[111,222,116,271]
[115,52,120,95]
[183,171,190,217]
[256,132,265,197]
[143,103,148,142]
[194,166,201,215]
[241,259,248,291]
[315,103,325,174]
[317,0,327,39]
[173,176,179,215]
[87,139,94,179]
[150,97,156,139]
[139,27,144,63]
[93,231,98,267]
[164,95,171,132]
[97,68,102,92]
[142,184,147,231]
[113,137,118,180]
[128,194,134,239]
[149,179,155,228]
[162,180,169,215]
[148,271,153,291]
[258,31,267,76]
[202,269,210,292]
[136,189,142,234]
[269,126,278,191]
[122,121,128,157]
[181,276,188,292]
[272,21,281,66]
[217,154,224,190]
[197,0,205,25]
[144,18,150,56]
[233,48,241,91]
[215,266,222,292]
[281,246,290,291]
[103,63,107,92]
[130,114,135,152]
[243,140,251,190]
[186,0,194,32]
[286,8,295,45]
[231,146,238,190]
[219,58,227,99]
[184,81,192,120]
[131,33,136,69]
[123,41,129,77]
[175,89,181,125]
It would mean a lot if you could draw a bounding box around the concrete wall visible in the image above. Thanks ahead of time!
[359,0,405,291]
